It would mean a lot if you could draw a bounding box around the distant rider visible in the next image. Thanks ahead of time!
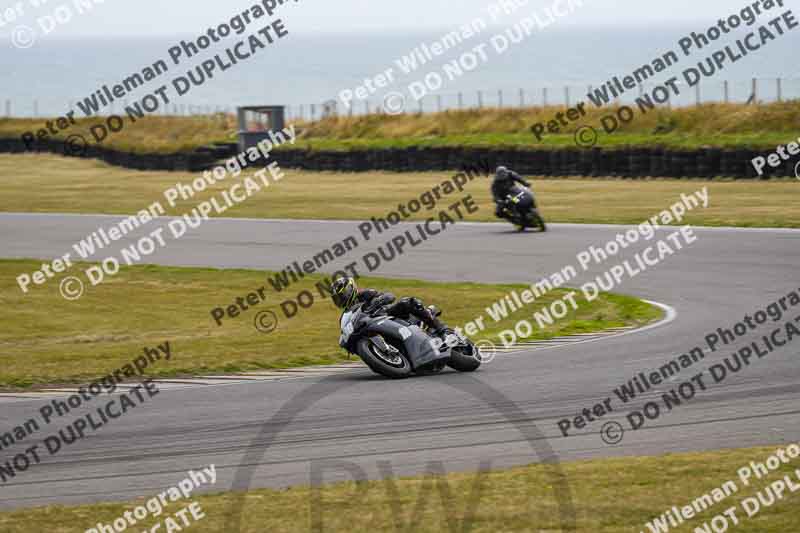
[491,165,533,218]
[330,277,452,339]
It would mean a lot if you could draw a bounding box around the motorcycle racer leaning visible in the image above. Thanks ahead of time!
[331,277,453,340]
[491,165,534,218]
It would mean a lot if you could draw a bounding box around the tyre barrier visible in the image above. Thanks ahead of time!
[0,137,794,178]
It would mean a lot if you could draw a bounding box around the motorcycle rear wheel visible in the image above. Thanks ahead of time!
[529,210,547,232]
[447,343,482,372]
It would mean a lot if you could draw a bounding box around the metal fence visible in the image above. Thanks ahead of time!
[284,77,800,122]
[5,78,799,121]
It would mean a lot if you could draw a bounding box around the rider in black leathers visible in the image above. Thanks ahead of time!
[331,277,450,337]
[491,165,533,218]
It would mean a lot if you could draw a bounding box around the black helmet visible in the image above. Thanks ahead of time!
[496,165,510,179]
[331,277,358,309]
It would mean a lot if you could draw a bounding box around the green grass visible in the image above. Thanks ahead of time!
[1,154,799,228]
[287,101,800,151]
[0,259,660,389]
[2,101,800,153]
[1,445,797,532]
[0,115,237,154]
[286,131,800,151]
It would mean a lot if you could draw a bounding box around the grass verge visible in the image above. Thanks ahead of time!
[1,154,799,227]
[2,101,800,152]
[0,445,797,532]
[0,259,659,389]
[292,101,800,151]
[0,115,237,154]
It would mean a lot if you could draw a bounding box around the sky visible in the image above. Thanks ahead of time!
[0,0,760,37]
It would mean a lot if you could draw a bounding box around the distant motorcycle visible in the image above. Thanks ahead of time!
[339,304,481,378]
[499,187,547,232]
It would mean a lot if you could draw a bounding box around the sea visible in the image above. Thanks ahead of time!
[1,26,798,118]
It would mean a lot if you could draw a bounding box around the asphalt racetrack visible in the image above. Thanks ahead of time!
[1,213,799,510]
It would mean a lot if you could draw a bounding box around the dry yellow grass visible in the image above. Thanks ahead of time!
[0,445,797,532]
[0,154,798,227]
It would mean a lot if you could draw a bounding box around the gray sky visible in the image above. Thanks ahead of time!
[2,0,759,36]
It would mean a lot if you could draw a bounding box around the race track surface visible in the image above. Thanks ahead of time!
[1,213,799,511]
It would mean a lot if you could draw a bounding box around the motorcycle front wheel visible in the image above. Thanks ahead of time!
[356,338,412,378]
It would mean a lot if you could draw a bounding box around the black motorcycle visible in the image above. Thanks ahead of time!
[339,304,481,378]
[499,187,547,232]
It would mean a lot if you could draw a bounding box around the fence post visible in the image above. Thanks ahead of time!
[724,81,729,103]
[695,83,701,106]
[418,96,423,114]
[311,103,315,121]
[477,90,483,108]
[564,86,570,107]
[519,88,524,107]
[458,92,463,109]
[752,78,758,103]
[33,100,38,117]
[542,87,548,106]
[4,99,9,117]
[437,95,442,112]
[777,78,782,102]
[498,89,503,108]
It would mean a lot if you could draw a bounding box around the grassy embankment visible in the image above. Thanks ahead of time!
[0,154,798,227]
[0,115,236,154]
[0,259,659,389]
[1,101,799,153]
[290,101,800,151]
[0,445,797,532]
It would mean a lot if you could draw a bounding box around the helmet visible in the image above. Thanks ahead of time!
[331,277,358,309]
[496,165,510,179]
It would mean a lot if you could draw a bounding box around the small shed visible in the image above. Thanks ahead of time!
[236,106,286,153]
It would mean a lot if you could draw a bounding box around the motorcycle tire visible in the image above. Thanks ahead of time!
[530,210,547,232]
[447,343,482,372]
[356,338,412,379]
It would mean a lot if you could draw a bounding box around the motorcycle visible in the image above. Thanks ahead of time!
[339,304,482,378]
[499,187,547,232]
